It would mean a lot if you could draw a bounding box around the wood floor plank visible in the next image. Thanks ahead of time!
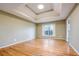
[0,39,78,56]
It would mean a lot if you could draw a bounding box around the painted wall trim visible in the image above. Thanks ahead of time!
[36,37,65,40]
[69,43,79,55]
[54,38,65,40]
[0,39,34,49]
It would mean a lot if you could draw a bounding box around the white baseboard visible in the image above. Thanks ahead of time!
[0,39,33,49]
[54,37,65,40]
[69,43,79,55]
[37,37,65,40]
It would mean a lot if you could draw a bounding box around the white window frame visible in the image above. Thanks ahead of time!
[42,23,55,37]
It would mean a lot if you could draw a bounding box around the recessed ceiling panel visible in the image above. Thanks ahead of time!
[26,3,53,14]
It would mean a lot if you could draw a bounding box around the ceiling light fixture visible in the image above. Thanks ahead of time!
[37,4,44,9]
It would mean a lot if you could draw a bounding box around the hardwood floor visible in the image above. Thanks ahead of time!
[0,39,78,56]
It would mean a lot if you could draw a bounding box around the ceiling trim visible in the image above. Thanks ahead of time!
[0,10,35,23]
[25,4,37,15]
[25,4,53,15]
[65,4,76,20]
[37,9,53,15]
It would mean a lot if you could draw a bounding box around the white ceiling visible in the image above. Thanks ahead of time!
[0,3,75,23]
[26,3,53,14]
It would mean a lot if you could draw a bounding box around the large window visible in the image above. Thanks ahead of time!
[42,24,55,37]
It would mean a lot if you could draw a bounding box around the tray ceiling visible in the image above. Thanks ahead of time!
[26,3,53,15]
[0,3,75,23]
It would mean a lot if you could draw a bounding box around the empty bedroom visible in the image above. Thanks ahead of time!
[0,3,79,56]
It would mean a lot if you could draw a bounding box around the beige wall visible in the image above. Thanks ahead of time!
[66,4,79,53]
[0,11,36,47]
[36,23,42,38]
[36,20,66,40]
[55,20,66,39]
